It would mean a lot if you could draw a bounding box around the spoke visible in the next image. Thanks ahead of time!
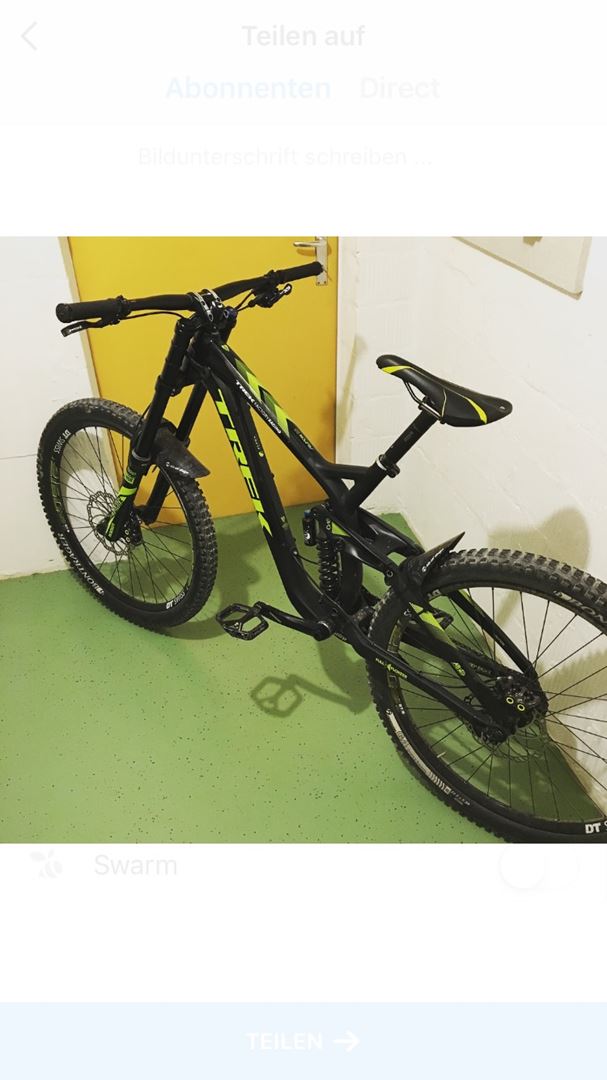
[141,536,192,568]
[502,736,512,809]
[541,745,561,821]
[444,744,487,768]
[511,741,590,821]
[145,530,192,548]
[406,705,458,713]
[428,722,465,749]
[106,550,127,587]
[485,748,493,797]
[71,526,97,544]
[547,691,607,702]
[126,548,136,598]
[139,540,160,604]
[93,545,117,578]
[551,722,607,741]
[142,522,192,560]
[519,591,531,659]
[142,533,192,577]
[87,428,116,494]
[551,710,607,724]
[64,436,111,495]
[464,749,494,783]
[525,729,536,817]
[534,598,550,664]
[141,544,189,595]
[548,712,607,764]
[131,544,162,604]
[399,642,465,680]
[549,740,605,761]
[539,630,603,679]
[491,588,496,661]
[128,549,147,602]
[416,716,459,729]
[550,661,607,698]
[468,589,495,657]
[447,593,492,659]
[59,466,96,501]
[555,742,607,794]
[535,611,578,664]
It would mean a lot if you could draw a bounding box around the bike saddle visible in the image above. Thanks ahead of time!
[377,355,513,428]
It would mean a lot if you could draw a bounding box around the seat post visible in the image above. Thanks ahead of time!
[343,409,437,512]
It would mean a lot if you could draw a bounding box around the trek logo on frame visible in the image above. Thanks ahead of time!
[214,388,272,535]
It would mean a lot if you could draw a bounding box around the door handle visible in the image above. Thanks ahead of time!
[292,237,328,284]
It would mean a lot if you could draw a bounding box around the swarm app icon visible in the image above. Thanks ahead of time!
[30,850,63,879]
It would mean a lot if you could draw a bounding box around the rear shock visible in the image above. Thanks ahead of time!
[318,533,342,598]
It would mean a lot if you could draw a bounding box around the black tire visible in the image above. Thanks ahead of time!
[37,398,217,629]
[367,548,607,842]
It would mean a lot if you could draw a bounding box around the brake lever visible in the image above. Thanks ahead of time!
[61,315,120,337]
[249,283,292,309]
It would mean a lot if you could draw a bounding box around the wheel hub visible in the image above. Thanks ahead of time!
[472,675,548,752]
[88,491,142,551]
[496,673,548,728]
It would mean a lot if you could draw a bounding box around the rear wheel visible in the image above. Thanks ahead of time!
[368,549,607,842]
[37,399,217,629]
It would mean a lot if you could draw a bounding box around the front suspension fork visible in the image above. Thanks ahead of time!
[137,382,208,526]
[99,316,201,541]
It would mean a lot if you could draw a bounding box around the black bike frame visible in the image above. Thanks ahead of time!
[125,314,532,735]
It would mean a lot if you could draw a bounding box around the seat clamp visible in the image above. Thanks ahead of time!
[376,455,400,478]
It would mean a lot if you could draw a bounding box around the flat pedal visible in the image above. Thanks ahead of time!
[216,603,269,640]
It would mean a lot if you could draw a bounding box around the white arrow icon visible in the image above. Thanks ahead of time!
[21,22,37,50]
[333,1031,360,1053]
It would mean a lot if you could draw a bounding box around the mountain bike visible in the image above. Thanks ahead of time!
[38,259,607,842]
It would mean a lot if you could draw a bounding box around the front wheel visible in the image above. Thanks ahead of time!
[37,398,217,629]
[368,548,607,842]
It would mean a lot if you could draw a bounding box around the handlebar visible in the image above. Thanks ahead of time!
[55,261,324,324]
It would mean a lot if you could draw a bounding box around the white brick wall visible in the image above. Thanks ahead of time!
[337,237,607,580]
[0,238,97,578]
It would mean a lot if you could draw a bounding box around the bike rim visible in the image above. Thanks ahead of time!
[55,422,196,610]
[387,581,607,831]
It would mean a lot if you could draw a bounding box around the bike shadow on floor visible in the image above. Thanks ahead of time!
[250,641,369,719]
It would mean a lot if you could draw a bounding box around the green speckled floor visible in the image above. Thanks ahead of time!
[0,506,497,843]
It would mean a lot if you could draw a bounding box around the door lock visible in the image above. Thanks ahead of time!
[292,237,328,284]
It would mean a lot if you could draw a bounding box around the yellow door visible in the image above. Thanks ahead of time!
[67,237,338,518]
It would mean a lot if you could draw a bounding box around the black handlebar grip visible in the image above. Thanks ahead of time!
[55,297,126,323]
[274,261,323,284]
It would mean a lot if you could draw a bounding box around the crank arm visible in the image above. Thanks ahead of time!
[254,601,332,640]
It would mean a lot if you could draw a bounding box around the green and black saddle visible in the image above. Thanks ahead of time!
[377,354,512,428]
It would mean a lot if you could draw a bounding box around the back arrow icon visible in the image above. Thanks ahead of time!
[22,22,37,50]
[333,1031,360,1053]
